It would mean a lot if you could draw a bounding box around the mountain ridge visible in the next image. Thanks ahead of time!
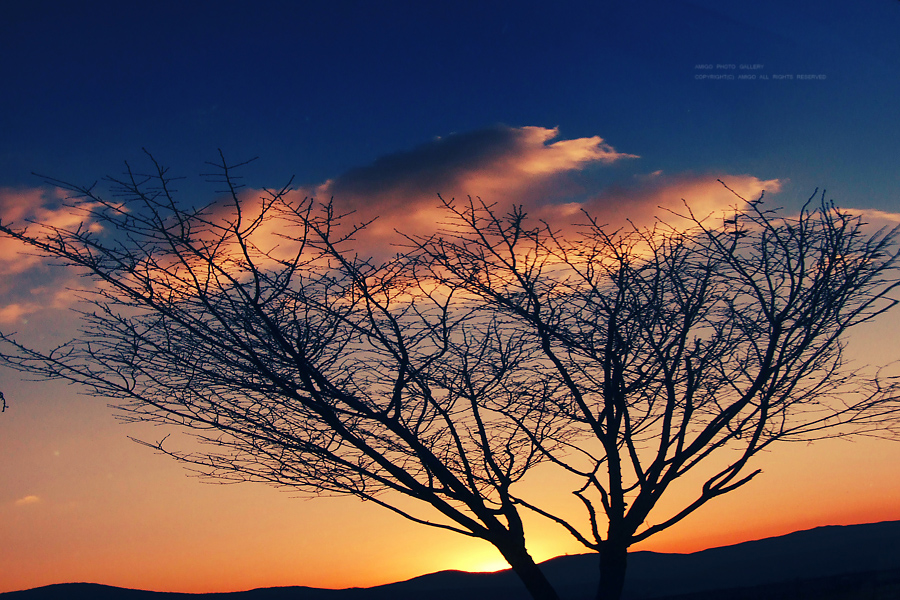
[4,520,899,599]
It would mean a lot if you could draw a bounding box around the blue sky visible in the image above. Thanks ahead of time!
[3,1,899,206]
[2,0,900,594]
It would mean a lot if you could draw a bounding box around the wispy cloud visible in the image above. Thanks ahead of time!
[14,495,40,506]
[0,303,37,325]
[0,187,53,276]
[0,286,75,325]
[0,187,100,322]
[842,208,900,224]
[0,186,102,276]
[565,172,784,229]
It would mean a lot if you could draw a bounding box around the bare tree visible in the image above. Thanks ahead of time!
[2,154,899,600]
[0,154,565,600]
[410,188,900,600]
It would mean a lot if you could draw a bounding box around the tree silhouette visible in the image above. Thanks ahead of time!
[1,156,899,600]
[411,190,900,599]
[0,154,571,600]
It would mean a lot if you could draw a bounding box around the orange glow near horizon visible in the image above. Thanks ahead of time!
[2,386,898,596]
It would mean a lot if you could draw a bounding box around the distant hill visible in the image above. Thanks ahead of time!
[4,520,899,600]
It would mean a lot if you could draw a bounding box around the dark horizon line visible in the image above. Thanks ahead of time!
[4,518,899,598]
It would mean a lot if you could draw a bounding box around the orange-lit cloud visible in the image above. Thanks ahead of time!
[182,126,639,265]
[322,125,635,201]
[0,128,785,319]
[294,129,782,253]
[843,208,900,225]
[0,187,52,276]
[0,303,35,325]
[14,495,41,506]
[0,187,100,322]
[561,171,783,229]
[0,285,77,325]
[0,187,103,276]
[306,125,638,243]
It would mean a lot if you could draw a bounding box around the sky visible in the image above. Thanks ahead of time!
[2,0,900,594]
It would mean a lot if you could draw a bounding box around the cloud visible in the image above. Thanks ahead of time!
[0,187,100,321]
[183,126,638,263]
[0,129,788,318]
[0,188,52,276]
[293,128,784,252]
[0,303,36,325]
[14,495,40,506]
[0,285,75,325]
[0,186,101,276]
[306,125,638,242]
[566,172,784,229]
[843,208,900,224]
[167,129,787,265]
[324,125,635,201]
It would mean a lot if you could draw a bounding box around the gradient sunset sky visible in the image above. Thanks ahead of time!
[2,0,900,595]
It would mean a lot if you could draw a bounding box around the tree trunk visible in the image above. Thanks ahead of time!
[596,543,628,600]
[497,542,561,600]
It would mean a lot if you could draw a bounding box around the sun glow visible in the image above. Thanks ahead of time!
[468,557,511,573]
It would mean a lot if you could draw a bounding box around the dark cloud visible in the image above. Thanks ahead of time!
[328,126,525,199]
